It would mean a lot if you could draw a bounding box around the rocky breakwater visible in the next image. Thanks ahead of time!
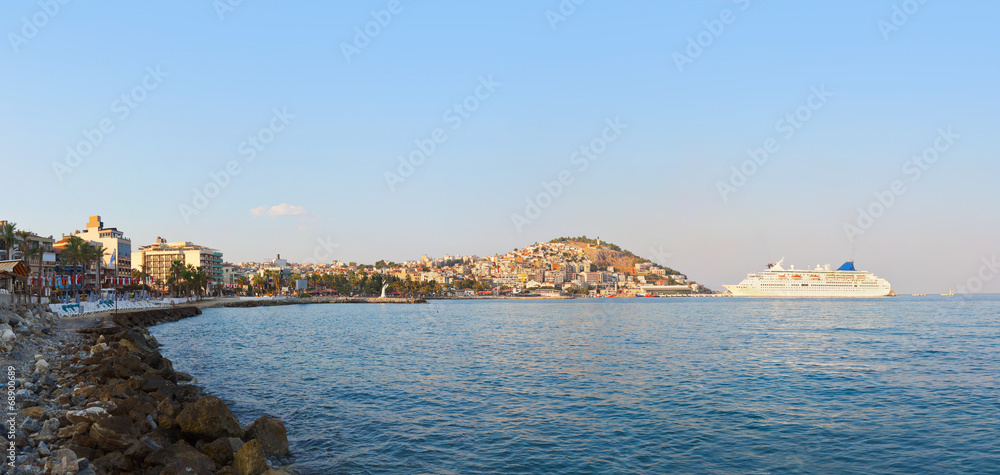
[0,302,60,354]
[5,306,296,474]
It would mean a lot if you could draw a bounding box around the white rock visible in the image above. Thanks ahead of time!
[67,406,110,424]
[89,342,108,355]
[86,400,118,413]
[35,359,50,373]
[34,354,44,361]
[0,329,14,341]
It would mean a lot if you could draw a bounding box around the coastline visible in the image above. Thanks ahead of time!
[5,303,296,474]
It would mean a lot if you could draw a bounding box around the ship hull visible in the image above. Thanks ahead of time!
[724,284,891,297]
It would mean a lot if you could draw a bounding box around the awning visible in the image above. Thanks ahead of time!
[0,260,30,278]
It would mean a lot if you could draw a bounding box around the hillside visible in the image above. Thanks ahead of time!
[548,236,680,275]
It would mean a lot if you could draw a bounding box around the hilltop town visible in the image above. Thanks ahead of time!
[0,215,709,301]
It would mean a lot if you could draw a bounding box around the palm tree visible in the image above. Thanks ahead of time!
[87,244,107,296]
[0,221,16,261]
[15,230,41,304]
[252,274,266,296]
[235,276,249,295]
[62,236,86,299]
[131,268,144,289]
[14,230,30,302]
[166,260,186,297]
[194,267,209,297]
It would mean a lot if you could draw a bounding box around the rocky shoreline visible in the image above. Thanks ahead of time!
[4,304,296,474]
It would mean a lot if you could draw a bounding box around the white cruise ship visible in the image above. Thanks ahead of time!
[724,258,892,297]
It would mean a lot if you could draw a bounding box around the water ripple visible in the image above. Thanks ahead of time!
[149,296,1000,474]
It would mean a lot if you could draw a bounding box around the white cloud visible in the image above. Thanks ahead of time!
[250,203,308,218]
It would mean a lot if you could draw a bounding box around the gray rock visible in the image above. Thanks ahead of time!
[18,418,40,434]
[32,418,60,442]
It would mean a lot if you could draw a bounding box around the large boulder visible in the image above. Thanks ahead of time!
[90,415,139,450]
[93,451,132,473]
[146,444,217,475]
[201,437,244,466]
[244,416,289,456]
[176,396,245,440]
[233,438,268,475]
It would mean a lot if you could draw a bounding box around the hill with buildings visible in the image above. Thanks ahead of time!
[548,236,681,275]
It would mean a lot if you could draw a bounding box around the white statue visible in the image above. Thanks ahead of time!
[381,282,389,298]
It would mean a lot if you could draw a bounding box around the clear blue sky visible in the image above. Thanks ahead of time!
[2,1,998,293]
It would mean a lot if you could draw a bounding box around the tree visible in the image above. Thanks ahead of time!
[62,236,86,299]
[87,243,107,295]
[251,274,266,296]
[235,276,249,295]
[180,264,208,298]
[14,230,34,303]
[166,260,186,297]
[16,230,43,304]
[131,266,150,291]
[0,222,16,261]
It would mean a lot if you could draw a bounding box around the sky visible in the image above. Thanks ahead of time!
[1,1,998,293]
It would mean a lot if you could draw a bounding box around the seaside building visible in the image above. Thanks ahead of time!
[221,263,240,287]
[133,237,223,291]
[258,254,292,290]
[72,216,132,270]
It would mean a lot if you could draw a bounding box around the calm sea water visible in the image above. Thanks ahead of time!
[149,296,1000,474]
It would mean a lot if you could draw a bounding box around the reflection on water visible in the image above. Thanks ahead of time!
[151,296,1000,474]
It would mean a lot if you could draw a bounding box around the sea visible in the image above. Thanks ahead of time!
[148,296,1000,474]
